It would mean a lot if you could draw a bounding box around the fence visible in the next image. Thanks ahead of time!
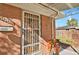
[56,29,79,47]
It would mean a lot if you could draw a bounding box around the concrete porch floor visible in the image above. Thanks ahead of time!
[60,46,78,55]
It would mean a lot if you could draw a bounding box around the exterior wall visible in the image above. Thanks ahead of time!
[0,4,22,55]
[41,15,53,54]
[0,4,22,19]
[41,15,52,42]
[0,3,56,55]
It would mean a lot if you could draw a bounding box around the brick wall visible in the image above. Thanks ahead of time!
[41,15,52,41]
[0,4,22,19]
[41,15,53,54]
[0,3,56,55]
[0,4,22,55]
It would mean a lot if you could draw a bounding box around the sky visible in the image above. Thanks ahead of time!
[56,7,79,28]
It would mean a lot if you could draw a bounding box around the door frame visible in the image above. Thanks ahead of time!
[21,11,41,55]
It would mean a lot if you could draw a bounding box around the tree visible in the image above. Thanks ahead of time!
[67,18,78,27]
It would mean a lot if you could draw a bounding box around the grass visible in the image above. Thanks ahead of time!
[56,35,78,46]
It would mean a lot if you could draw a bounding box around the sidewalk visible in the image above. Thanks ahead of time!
[60,46,78,55]
[71,46,79,54]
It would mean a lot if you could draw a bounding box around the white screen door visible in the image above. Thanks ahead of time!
[22,11,40,55]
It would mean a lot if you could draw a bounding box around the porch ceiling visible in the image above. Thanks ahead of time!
[47,3,70,11]
[6,3,79,19]
[44,3,79,19]
[7,3,57,17]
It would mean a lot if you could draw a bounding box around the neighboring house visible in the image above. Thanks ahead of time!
[56,26,70,38]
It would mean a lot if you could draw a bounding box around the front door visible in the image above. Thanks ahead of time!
[22,11,40,55]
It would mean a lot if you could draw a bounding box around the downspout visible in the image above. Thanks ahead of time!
[38,3,58,54]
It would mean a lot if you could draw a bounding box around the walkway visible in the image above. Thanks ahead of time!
[59,42,78,55]
[60,46,78,55]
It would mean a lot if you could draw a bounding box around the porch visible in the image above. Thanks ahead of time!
[0,3,79,55]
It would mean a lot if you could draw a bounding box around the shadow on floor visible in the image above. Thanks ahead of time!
[57,39,79,54]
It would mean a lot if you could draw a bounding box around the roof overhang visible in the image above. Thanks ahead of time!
[5,3,79,19]
[7,3,58,17]
[43,3,79,19]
